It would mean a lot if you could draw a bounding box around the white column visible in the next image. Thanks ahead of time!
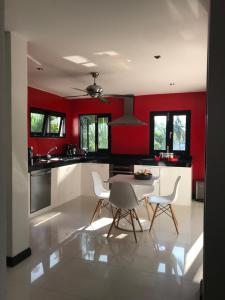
[0,0,6,296]
[5,31,30,265]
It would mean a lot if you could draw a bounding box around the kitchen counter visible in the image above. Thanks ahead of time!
[29,154,192,212]
[29,154,192,172]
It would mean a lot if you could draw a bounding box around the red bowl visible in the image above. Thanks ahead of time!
[168,157,179,161]
[154,156,160,161]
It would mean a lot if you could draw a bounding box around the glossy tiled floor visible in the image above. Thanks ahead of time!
[7,196,203,300]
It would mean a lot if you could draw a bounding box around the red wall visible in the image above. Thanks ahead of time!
[28,87,73,155]
[28,87,206,188]
[134,92,206,184]
[71,92,206,185]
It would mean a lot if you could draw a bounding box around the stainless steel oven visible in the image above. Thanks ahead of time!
[109,164,134,177]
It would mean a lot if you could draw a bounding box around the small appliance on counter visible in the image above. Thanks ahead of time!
[63,144,78,156]
[159,152,174,159]
[64,144,88,158]
[154,151,179,162]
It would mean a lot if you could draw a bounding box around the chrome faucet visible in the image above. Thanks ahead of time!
[46,146,58,160]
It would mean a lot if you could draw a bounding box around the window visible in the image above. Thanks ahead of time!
[150,111,191,156]
[30,111,45,135]
[79,114,111,153]
[30,108,66,138]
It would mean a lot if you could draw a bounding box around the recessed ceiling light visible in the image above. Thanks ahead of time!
[154,55,161,59]
[63,55,88,64]
[127,59,131,63]
[94,51,119,56]
[83,62,97,67]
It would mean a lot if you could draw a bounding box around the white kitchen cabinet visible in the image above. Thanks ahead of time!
[35,162,191,215]
[133,165,160,198]
[134,165,192,205]
[51,162,109,207]
[159,166,192,206]
[51,164,81,207]
[81,163,109,197]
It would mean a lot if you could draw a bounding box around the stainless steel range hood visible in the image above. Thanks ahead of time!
[108,95,146,126]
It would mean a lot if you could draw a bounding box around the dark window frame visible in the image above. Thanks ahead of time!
[150,110,191,157]
[30,107,66,138]
[79,113,111,154]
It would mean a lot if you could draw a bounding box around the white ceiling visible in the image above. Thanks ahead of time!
[5,0,209,97]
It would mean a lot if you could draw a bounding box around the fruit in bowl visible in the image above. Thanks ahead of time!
[134,169,152,180]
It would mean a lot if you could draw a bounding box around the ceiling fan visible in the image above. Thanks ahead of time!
[66,72,126,103]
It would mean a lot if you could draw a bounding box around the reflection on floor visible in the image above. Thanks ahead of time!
[7,196,203,300]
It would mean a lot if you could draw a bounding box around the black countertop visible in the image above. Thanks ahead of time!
[29,154,192,172]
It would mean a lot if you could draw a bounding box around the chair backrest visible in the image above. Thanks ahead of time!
[168,176,181,203]
[109,181,139,209]
[91,171,106,198]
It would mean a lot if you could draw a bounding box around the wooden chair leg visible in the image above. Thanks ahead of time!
[116,209,121,228]
[149,203,159,232]
[107,209,120,238]
[98,202,102,217]
[170,206,178,225]
[130,210,137,243]
[110,205,115,218]
[90,199,102,224]
[133,209,143,232]
[144,197,152,221]
[169,205,179,234]
[149,203,155,213]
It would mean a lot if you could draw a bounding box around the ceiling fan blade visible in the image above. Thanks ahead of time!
[104,94,133,98]
[97,95,110,103]
[72,87,87,93]
[66,94,88,99]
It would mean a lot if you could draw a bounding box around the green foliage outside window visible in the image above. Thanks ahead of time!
[80,115,109,152]
[154,116,166,150]
[31,113,45,133]
[173,116,186,150]
[30,109,66,137]
[98,117,108,149]
[49,116,61,133]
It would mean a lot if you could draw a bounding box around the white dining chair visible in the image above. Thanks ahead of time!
[107,181,143,243]
[148,176,181,234]
[90,171,111,224]
[134,181,158,221]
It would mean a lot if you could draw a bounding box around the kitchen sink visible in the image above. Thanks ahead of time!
[37,156,81,163]
[62,156,81,161]
[38,157,63,163]
[50,157,63,161]
[38,158,50,163]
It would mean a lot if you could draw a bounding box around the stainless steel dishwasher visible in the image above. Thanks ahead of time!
[30,168,51,213]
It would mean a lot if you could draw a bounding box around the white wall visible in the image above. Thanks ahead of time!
[5,32,30,258]
[0,0,6,297]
